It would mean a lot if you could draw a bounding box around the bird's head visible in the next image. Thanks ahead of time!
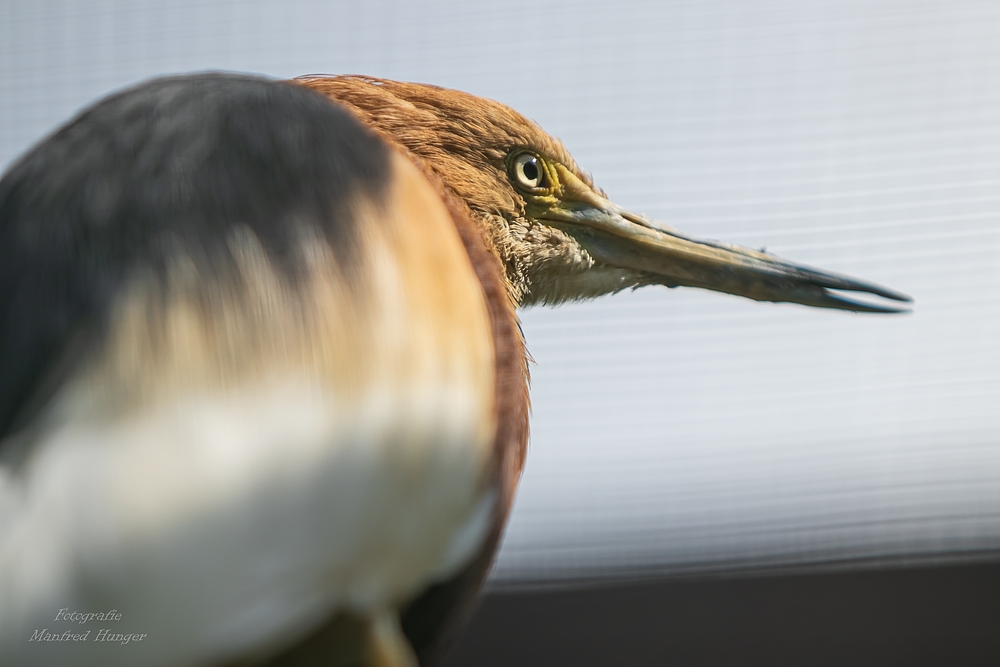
[298,76,910,313]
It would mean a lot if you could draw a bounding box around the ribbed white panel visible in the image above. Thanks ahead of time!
[2,0,998,582]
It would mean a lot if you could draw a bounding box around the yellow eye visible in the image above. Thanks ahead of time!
[510,152,548,191]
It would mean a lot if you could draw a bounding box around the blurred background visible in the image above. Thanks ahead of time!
[2,1,998,664]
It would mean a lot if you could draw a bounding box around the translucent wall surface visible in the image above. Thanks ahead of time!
[2,0,998,582]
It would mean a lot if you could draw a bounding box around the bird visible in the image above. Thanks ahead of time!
[0,72,910,667]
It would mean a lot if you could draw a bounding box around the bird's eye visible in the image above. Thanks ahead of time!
[510,152,548,192]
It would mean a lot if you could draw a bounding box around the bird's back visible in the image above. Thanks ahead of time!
[0,74,527,667]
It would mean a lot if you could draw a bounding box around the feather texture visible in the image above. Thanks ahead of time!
[0,74,528,667]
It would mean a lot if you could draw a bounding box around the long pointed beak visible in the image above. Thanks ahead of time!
[542,168,912,314]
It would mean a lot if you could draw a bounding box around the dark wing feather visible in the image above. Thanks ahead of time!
[0,73,391,448]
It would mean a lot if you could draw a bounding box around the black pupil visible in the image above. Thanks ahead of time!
[522,159,539,182]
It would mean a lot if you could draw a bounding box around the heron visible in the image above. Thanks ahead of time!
[0,73,910,667]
